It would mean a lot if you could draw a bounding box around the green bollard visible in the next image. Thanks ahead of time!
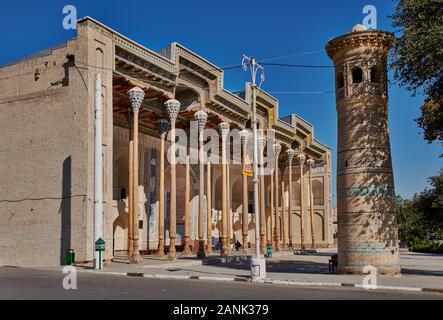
[266,245,273,258]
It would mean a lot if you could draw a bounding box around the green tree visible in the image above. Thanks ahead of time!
[390,0,443,151]
[396,170,443,245]
[396,196,425,245]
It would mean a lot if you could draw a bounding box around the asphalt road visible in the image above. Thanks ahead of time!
[0,267,441,300]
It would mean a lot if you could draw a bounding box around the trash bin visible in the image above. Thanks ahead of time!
[66,249,75,266]
[266,244,273,258]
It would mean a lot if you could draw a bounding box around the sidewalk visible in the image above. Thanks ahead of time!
[46,250,443,293]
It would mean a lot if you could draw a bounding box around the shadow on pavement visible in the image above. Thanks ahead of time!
[205,259,330,275]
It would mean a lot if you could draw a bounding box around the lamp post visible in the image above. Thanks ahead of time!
[307,158,316,249]
[195,110,208,258]
[239,129,250,253]
[242,54,266,281]
[164,99,181,260]
[297,153,306,251]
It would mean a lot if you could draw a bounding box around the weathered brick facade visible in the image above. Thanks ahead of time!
[326,25,401,274]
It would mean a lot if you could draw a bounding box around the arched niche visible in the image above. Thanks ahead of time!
[352,67,363,83]
[312,180,324,206]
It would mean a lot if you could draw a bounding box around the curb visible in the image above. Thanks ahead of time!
[77,269,443,294]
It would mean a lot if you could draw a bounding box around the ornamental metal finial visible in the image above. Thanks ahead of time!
[128,87,145,114]
[164,99,181,122]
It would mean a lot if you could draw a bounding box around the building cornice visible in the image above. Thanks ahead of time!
[326,30,393,60]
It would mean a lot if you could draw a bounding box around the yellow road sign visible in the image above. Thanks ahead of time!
[243,155,253,176]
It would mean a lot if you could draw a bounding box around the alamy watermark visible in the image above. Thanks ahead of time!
[362,5,377,30]
[62,5,77,30]
[362,265,378,289]
[62,266,77,290]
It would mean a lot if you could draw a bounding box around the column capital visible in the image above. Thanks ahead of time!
[164,99,181,122]
[128,87,145,114]
[257,136,267,152]
[219,122,230,138]
[286,148,296,164]
[307,158,315,169]
[239,129,250,146]
[297,153,306,166]
[195,110,208,131]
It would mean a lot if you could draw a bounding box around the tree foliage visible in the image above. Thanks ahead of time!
[396,170,443,245]
[390,0,443,150]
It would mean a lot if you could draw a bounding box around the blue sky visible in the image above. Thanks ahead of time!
[1,0,441,202]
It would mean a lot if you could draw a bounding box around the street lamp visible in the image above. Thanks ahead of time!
[239,129,251,253]
[242,54,266,281]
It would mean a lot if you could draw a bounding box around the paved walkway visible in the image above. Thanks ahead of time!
[41,250,443,293]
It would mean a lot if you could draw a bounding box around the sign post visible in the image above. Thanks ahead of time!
[95,238,105,270]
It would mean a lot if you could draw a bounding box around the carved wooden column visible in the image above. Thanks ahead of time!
[219,122,230,255]
[206,161,212,255]
[280,164,287,249]
[286,149,295,248]
[257,136,267,254]
[239,130,250,253]
[273,144,281,251]
[164,99,181,260]
[307,158,316,249]
[183,154,192,256]
[265,175,271,246]
[128,87,144,264]
[298,153,306,250]
[157,119,170,257]
[128,113,134,259]
[270,168,275,248]
[227,161,232,252]
[195,110,208,258]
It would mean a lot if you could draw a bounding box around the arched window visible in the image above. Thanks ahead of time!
[352,67,363,83]
[370,66,380,83]
[336,72,344,89]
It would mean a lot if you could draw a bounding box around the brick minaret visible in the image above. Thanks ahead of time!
[326,25,401,275]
